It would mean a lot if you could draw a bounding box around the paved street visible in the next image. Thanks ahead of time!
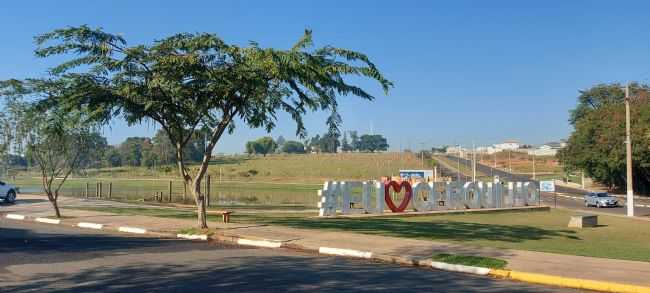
[0,219,585,293]
[438,154,650,218]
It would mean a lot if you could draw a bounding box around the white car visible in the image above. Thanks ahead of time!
[0,180,17,203]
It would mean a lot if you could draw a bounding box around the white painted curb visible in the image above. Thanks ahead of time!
[118,227,147,234]
[77,222,104,230]
[319,247,373,259]
[5,214,25,220]
[430,261,491,275]
[35,217,61,224]
[177,234,208,241]
[237,238,282,248]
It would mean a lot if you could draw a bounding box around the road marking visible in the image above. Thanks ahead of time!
[177,234,208,240]
[77,222,103,229]
[431,261,490,275]
[35,217,61,224]
[118,226,147,234]
[237,238,282,248]
[319,247,372,259]
[5,214,25,220]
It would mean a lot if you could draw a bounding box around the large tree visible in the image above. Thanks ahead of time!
[29,25,391,228]
[559,83,650,193]
[358,134,389,152]
[1,79,99,217]
[281,140,306,154]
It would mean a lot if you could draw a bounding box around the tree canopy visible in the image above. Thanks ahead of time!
[245,136,277,156]
[21,25,391,228]
[559,83,650,194]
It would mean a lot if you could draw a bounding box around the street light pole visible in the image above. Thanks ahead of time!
[532,150,536,180]
[457,144,461,182]
[472,141,476,182]
[625,83,635,217]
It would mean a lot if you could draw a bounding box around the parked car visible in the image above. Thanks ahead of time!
[0,180,18,203]
[584,192,618,208]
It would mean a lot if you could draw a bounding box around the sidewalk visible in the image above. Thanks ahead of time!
[3,194,650,289]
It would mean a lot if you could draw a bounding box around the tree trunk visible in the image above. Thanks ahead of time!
[190,179,208,229]
[49,193,61,218]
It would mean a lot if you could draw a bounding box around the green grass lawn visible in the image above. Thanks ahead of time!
[69,205,650,262]
[431,253,507,269]
[231,209,650,262]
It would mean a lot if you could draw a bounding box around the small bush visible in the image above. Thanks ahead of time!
[248,169,258,176]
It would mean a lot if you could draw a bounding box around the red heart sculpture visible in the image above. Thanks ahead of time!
[384,181,413,212]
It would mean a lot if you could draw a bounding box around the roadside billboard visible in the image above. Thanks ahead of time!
[399,169,434,182]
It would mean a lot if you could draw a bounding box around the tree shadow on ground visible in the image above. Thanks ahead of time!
[0,226,201,266]
[0,198,48,206]
[260,217,579,243]
[1,254,572,293]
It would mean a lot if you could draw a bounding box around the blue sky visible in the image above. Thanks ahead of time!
[2,1,650,153]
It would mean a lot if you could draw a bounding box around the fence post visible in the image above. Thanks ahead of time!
[95,182,99,197]
[108,182,112,199]
[169,180,173,203]
[183,183,187,202]
[99,182,103,198]
[206,175,211,207]
[85,182,89,198]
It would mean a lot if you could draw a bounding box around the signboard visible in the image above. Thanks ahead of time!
[318,180,540,217]
[540,180,555,192]
[399,169,434,181]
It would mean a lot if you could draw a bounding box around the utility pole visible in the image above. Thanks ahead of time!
[457,144,461,182]
[532,150,536,180]
[472,141,476,182]
[508,150,512,173]
[419,142,425,168]
[625,83,635,217]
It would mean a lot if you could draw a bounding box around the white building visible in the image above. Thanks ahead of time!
[526,141,566,156]
[493,140,520,151]
[476,146,499,154]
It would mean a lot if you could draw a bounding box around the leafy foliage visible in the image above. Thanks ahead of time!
[281,140,306,154]
[559,83,650,193]
[358,134,389,152]
[245,136,278,156]
[19,25,392,227]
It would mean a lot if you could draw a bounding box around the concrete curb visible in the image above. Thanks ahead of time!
[5,213,25,220]
[118,226,147,234]
[4,211,649,292]
[77,222,104,230]
[489,270,650,293]
[431,261,491,275]
[35,217,61,225]
[318,247,373,259]
[237,238,283,248]
[177,234,208,240]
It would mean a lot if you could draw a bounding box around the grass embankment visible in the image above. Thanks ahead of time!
[13,152,427,183]
[12,152,428,206]
[70,206,650,262]
[431,253,507,269]
[476,151,561,174]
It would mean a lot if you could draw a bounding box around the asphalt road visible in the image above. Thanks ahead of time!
[438,154,650,218]
[0,220,586,293]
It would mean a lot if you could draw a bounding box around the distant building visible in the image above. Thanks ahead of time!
[493,140,520,151]
[476,146,498,154]
[446,146,467,157]
[527,141,567,156]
